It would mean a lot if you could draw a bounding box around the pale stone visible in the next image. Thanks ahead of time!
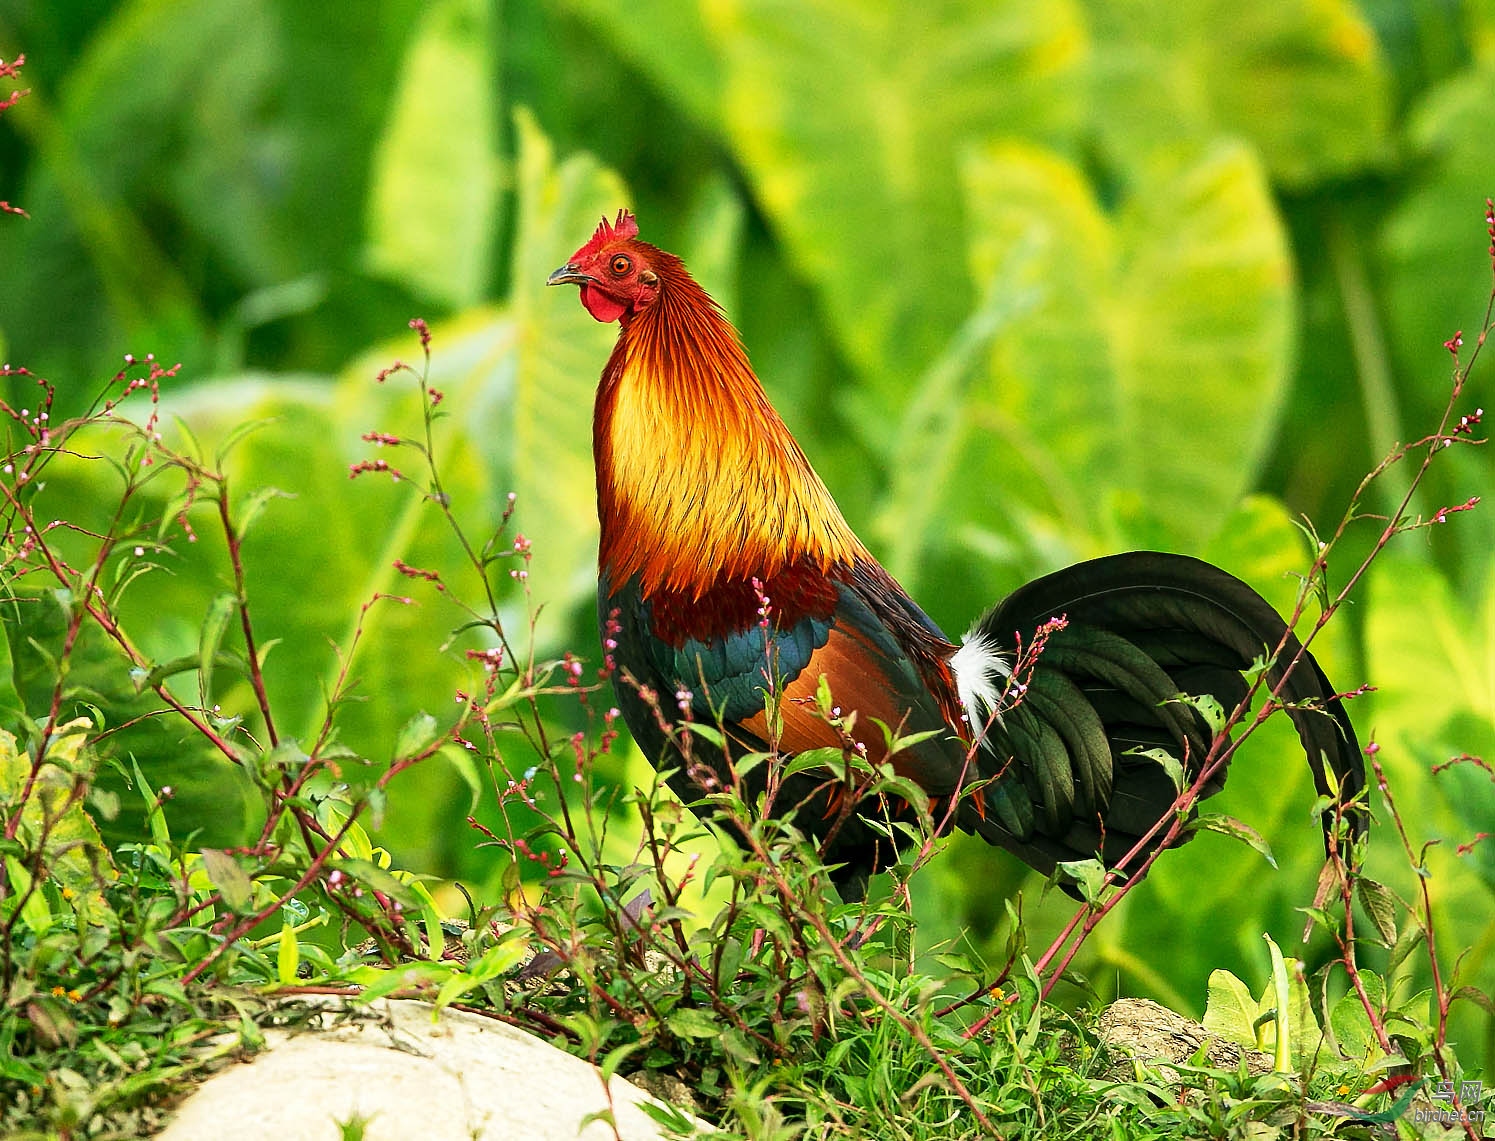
[157,998,706,1140]
[1098,996,1272,1079]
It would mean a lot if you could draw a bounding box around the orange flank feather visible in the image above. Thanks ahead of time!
[740,623,956,779]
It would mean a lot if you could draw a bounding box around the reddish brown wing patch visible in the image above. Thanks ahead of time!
[648,561,840,648]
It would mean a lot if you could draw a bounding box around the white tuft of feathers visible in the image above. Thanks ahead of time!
[949,628,1011,750]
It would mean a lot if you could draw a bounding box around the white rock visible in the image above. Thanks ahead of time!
[157,998,706,1140]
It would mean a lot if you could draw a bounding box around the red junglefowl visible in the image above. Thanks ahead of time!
[548,210,1365,901]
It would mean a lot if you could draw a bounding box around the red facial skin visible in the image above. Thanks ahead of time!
[548,210,663,327]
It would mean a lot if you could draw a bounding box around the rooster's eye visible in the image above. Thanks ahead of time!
[610,255,632,276]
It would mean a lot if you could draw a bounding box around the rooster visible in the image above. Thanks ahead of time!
[548,210,1365,900]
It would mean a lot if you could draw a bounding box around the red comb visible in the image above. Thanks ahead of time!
[572,209,639,261]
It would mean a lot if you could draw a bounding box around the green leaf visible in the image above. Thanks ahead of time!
[465,935,531,983]
[680,722,726,749]
[1364,557,1495,896]
[1329,977,1381,1062]
[235,486,294,539]
[1452,985,1495,1017]
[1055,857,1106,904]
[719,1027,760,1066]
[345,961,455,1000]
[262,739,311,777]
[199,847,254,912]
[1189,813,1278,869]
[213,417,277,465]
[1169,693,1226,737]
[394,711,441,761]
[3,854,53,936]
[364,0,501,307]
[730,750,769,779]
[933,952,980,977]
[1126,746,1186,795]
[1385,987,1433,1042]
[1356,876,1399,947]
[558,0,722,125]
[665,1006,720,1039]
[577,1110,618,1134]
[675,173,748,315]
[871,253,1042,586]
[885,727,948,754]
[198,593,236,714]
[132,757,173,847]
[598,1042,643,1082]
[0,1052,49,1087]
[26,996,77,1050]
[1264,934,1294,1073]
[333,815,376,863]
[405,878,444,962]
[0,0,225,378]
[433,939,528,1008]
[1388,921,1425,975]
[88,785,121,821]
[366,787,388,832]
[1199,496,1323,628]
[703,0,1085,389]
[0,615,25,728]
[61,115,630,872]
[500,109,629,641]
[780,746,847,780]
[442,744,483,815]
[875,774,932,822]
[1380,61,1495,449]
[716,935,743,986]
[334,857,419,906]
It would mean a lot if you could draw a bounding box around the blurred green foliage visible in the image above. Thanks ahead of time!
[1,0,1491,1069]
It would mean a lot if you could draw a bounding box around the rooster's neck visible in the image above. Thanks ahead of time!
[593,265,867,599]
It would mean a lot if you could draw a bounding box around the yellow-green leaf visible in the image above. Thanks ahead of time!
[704,0,1086,389]
[941,140,1290,566]
[277,919,300,984]
[364,0,501,307]
[199,847,254,912]
[1083,0,1392,187]
[0,721,118,925]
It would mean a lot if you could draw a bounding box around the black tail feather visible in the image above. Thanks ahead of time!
[963,552,1365,884]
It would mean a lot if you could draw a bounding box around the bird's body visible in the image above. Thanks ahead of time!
[550,211,1364,898]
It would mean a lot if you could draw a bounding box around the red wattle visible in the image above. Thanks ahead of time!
[581,285,627,324]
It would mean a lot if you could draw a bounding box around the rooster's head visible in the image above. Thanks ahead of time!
[547,210,661,325]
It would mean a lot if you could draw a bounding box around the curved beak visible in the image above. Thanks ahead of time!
[546,263,593,287]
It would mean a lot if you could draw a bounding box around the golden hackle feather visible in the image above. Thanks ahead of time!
[595,247,869,599]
